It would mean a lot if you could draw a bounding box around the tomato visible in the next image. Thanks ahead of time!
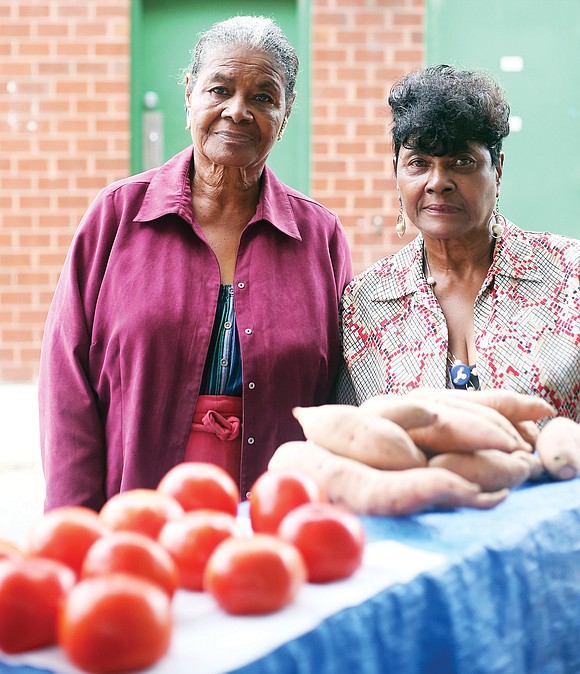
[98,488,184,539]
[0,538,22,560]
[248,469,326,534]
[81,530,179,598]
[157,462,239,516]
[26,506,108,576]
[58,573,172,673]
[278,502,366,583]
[158,509,240,591]
[0,556,76,653]
[203,534,306,615]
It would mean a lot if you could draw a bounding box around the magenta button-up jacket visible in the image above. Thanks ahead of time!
[39,147,353,511]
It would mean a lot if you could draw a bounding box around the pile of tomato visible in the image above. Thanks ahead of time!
[0,463,366,673]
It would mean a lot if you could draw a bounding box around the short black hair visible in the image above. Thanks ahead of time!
[389,65,510,167]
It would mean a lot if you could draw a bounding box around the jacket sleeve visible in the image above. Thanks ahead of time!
[330,216,353,299]
[38,188,118,511]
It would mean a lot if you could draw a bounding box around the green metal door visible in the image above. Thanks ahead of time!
[426,0,580,238]
[131,0,310,193]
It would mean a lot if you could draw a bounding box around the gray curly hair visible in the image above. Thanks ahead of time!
[184,15,299,111]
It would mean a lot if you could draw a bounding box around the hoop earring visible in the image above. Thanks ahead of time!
[488,202,505,239]
[395,200,407,239]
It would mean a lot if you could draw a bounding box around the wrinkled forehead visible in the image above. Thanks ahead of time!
[398,137,488,159]
[196,46,285,85]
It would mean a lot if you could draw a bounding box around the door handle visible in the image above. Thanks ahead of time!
[142,91,164,170]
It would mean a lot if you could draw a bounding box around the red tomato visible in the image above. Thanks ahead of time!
[0,538,22,560]
[158,509,240,591]
[26,506,108,576]
[278,502,366,583]
[58,573,172,673]
[98,488,184,539]
[157,462,239,515]
[248,469,326,534]
[203,534,306,615]
[0,556,76,653]
[81,530,179,598]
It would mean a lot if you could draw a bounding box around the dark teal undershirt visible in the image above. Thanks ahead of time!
[200,285,242,396]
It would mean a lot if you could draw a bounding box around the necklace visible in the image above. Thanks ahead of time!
[424,248,479,389]
[447,351,480,390]
[423,249,436,286]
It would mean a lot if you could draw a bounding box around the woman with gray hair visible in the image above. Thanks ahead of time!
[39,15,352,511]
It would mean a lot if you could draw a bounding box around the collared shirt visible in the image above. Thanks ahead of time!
[338,221,580,422]
[39,146,352,510]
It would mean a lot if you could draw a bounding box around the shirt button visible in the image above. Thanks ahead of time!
[237,282,245,289]
[224,321,232,329]
[220,358,229,366]
[248,382,255,389]
[248,437,255,444]
[245,328,252,335]
[228,286,234,295]
[245,491,252,499]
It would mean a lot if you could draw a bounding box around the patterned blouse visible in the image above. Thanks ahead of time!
[338,220,580,422]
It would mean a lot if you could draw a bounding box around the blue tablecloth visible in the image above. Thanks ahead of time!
[2,478,579,674]
[234,478,580,674]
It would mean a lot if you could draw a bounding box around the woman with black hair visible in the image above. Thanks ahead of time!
[338,65,580,422]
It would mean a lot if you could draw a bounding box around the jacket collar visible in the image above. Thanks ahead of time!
[370,220,543,302]
[135,146,301,240]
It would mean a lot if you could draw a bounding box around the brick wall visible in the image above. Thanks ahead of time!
[0,0,423,383]
[0,0,130,382]
[310,0,423,272]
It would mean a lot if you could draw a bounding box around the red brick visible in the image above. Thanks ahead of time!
[1,0,423,383]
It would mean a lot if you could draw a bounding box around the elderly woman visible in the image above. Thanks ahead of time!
[39,16,352,511]
[338,65,580,422]
[266,65,578,516]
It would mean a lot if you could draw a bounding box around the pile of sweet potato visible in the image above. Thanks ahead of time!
[269,389,580,516]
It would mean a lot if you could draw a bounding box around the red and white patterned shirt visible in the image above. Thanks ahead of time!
[338,221,580,421]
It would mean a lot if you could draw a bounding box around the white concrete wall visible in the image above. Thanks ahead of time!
[0,384,44,545]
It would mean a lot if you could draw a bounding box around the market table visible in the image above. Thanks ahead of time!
[2,477,579,674]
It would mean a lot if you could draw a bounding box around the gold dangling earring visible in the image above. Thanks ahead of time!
[277,119,287,142]
[395,198,407,239]
[487,199,505,239]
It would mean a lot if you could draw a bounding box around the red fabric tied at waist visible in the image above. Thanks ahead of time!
[193,409,241,441]
[184,394,243,486]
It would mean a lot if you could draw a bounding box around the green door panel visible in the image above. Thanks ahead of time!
[426,0,580,238]
[131,0,310,193]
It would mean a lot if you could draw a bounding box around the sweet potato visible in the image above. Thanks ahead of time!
[359,395,438,430]
[536,416,580,480]
[402,391,532,452]
[408,388,556,424]
[406,402,526,455]
[269,441,508,516]
[511,450,546,482]
[428,449,532,492]
[513,420,540,448]
[292,404,427,470]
